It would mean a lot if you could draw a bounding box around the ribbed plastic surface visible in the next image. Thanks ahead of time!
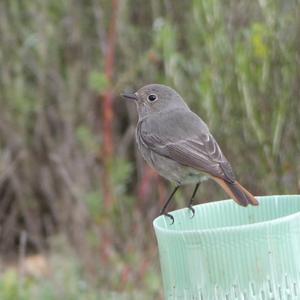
[153,195,300,300]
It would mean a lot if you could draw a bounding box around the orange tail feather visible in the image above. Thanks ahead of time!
[213,177,259,207]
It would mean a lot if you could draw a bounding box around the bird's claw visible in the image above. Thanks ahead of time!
[188,205,195,218]
[163,213,174,224]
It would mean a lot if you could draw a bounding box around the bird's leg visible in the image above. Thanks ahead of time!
[187,182,201,218]
[160,185,180,224]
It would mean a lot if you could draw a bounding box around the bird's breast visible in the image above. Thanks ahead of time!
[135,129,203,184]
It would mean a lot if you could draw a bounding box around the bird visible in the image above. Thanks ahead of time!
[122,84,258,223]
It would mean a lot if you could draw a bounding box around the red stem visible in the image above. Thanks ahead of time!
[101,0,118,209]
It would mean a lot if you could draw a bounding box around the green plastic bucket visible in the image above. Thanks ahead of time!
[153,195,300,299]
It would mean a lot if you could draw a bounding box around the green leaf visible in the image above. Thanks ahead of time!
[84,190,103,221]
[88,71,109,91]
[75,126,98,152]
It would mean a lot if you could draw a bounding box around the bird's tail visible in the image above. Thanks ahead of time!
[213,177,259,207]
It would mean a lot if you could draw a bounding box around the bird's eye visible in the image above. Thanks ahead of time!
[147,94,157,102]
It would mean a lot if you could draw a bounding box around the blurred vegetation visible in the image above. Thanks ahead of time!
[0,0,300,298]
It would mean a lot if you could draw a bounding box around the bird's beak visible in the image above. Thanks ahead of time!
[121,92,138,101]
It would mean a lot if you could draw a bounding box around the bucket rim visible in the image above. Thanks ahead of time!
[153,194,300,235]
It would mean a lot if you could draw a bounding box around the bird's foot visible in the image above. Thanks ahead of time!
[188,205,195,218]
[163,213,174,225]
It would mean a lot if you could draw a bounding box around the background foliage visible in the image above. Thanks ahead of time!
[0,0,299,299]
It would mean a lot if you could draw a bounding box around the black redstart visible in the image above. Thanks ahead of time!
[122,84,258,222]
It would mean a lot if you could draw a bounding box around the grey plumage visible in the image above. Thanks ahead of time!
[137,109,235,184]
[122,84,258,215]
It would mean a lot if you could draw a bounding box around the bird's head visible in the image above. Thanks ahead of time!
[121,84,189,118]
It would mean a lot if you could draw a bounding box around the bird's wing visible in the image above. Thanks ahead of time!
[138,110,236,182]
